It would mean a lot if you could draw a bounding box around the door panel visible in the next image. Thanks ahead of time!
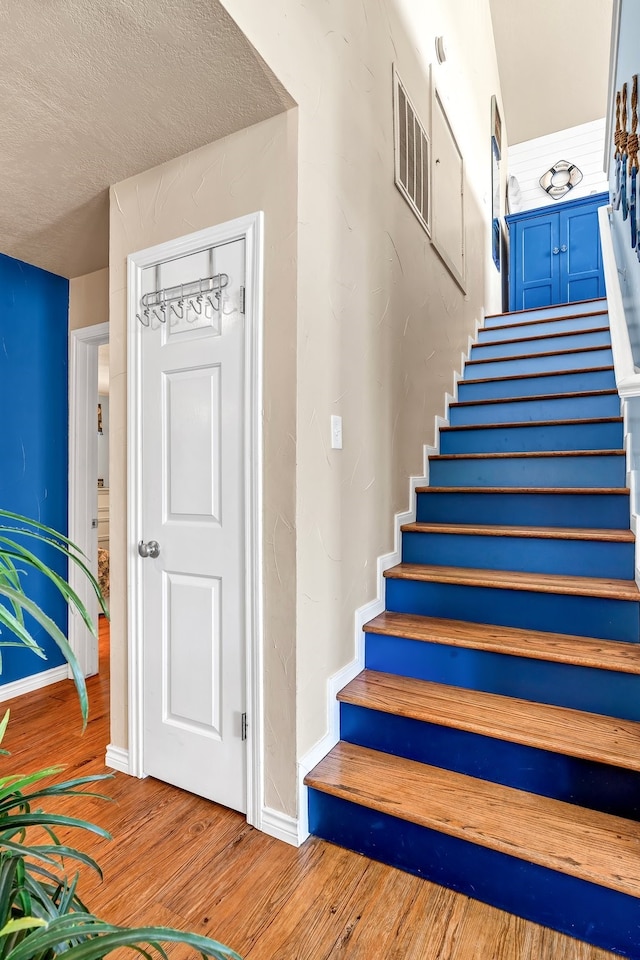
[563,207,605,303]
[140,237,246,812]
[514,214,559,309]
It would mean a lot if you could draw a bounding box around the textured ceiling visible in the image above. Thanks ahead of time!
[489,0,613,145]
[0,0,293,278]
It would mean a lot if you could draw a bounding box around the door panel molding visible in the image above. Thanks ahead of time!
[126,214,264,828]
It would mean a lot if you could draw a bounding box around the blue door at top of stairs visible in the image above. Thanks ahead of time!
[507,193,608,312]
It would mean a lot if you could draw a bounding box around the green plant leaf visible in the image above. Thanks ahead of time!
[5,918,243,960]
[0,813,110,840]
[0,918,47,938]
[0,587,88,725]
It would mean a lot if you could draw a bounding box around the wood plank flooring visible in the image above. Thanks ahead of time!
[0,617,619,959]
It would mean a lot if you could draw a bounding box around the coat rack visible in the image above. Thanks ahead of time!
[137,273,229,327]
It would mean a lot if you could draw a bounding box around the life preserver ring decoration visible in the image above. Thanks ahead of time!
[538,160,583,200]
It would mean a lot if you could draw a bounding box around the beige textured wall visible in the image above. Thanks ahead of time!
[69,268,109,329]
[108,111,299,811]
[218,0,505,774]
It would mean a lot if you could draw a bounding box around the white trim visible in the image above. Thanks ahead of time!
[393,64,432,237]
[0,666,68,703]
[259,806,299,847]
[295,322,479,844]
[127,214,265,821]
[69,322,110,679]
[105,744,131,774]
[598,205,639,391]
[604,0,622,178]
[598,203,640,583]
[431,82,466,293]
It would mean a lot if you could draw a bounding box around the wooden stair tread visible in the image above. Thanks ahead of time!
[400,521,634,542]
[383,563,640,601]
[460,364,614,386]
[441,416,622,432]
[481,312,608,335]
[466,344,610,367]
[430,449,625,460]
[417,486,629,495]
[340,669,640,771]
[485,300,607,321]
[451,388,618,409]
[476,327,609,349]
[305,741,640,898]
[364,611,640,674]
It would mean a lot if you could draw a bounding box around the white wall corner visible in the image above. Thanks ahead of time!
[0,666,68,703]
[105,744,131,774]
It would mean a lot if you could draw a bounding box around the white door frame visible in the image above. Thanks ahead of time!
[127,213,264,829]
[69,321,110,677]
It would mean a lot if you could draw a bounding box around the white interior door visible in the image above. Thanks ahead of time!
[140,238,247,813]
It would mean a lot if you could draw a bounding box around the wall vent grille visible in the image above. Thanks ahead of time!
[393,67,431,236]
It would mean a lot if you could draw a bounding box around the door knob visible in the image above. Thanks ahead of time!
[552,247,560,255]
[138,539,160,559]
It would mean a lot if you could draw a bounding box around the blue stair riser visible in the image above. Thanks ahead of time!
[470,329,610,361]
[416,490,630,528]
[484,301,607,328]
[384,578,639,643]
[458,368,616,402]
[464,347,613,381]
[449,393,620,426]
[401,530,634,579]
[365,633,640,722]
[340,703,640,819]
[308,790,640,960]
[477,312,609,343]
[429,453,625,488]
[440,420,623,455]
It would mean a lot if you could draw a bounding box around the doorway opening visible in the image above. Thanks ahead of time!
[69,321,110,680]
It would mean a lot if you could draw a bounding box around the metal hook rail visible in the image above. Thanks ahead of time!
[137,273,229,327]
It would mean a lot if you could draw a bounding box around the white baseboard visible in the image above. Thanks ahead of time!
[0,665,68,703]
[105,744,130,774]
[260,805,300,846]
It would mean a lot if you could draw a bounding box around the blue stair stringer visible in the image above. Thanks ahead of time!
[306,299,640,958]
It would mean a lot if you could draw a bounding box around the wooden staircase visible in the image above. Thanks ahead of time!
[305,299,640,958]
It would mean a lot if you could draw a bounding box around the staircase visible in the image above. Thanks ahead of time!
[305,298,640,958]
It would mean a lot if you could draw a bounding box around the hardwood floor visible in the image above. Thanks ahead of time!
[1,617,618,960]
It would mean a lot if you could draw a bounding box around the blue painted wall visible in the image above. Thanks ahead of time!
[0,254,69,684]
[609,0,640,366]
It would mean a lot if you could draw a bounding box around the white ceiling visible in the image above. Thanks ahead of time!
[0,0,293,278]
[0,1,615,278]
[489,0,614,145]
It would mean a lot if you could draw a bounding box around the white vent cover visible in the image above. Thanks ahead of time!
[393,67,431,236]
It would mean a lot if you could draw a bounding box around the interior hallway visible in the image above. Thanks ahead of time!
[1,620,618,960]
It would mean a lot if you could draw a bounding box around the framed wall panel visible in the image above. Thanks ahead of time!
[431,85,466,291]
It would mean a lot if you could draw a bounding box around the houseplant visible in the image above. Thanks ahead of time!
[0,508,242,960]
